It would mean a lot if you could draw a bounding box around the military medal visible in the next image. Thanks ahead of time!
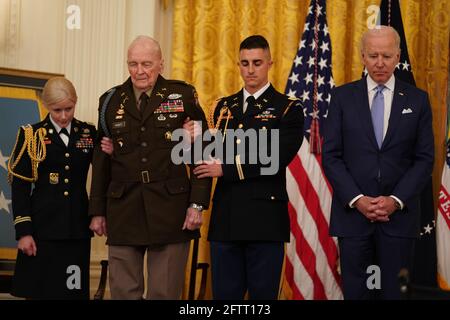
[168,93,182,99]
[158,114,166,121]
[169,113,178,119]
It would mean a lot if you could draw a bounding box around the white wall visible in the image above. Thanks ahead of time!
[0,0,173,124]
[0,0,173,271]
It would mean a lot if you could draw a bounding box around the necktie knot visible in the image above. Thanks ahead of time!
[59,128,70,137]
[375,85,385,94]
[245,96,255,113]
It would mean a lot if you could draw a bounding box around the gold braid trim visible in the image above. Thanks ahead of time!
[207,99,220,129]
[8,125,47,183]
[282,100,297,118]
[208,98,232,143]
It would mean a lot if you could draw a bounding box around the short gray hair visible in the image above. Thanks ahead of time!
[360,25,400,53]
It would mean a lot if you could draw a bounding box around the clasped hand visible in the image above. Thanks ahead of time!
[355,196,397,222]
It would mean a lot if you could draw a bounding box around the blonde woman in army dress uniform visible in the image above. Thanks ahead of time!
[8,77,97,299]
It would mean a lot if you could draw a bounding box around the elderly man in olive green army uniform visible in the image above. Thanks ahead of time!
[89,36,211,300]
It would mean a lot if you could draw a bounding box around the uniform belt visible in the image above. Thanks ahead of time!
[141,170,150,184]
[111,169,168,183]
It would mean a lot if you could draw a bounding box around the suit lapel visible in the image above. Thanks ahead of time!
[68,119,80,149]
[354,78,379,149]
[227,91,243,120]
[120,78,141,121]
[142,75,167,122]
[44,116,66,148]
[382,78,407,148]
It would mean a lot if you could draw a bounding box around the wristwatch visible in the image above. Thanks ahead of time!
[189,203,204,212]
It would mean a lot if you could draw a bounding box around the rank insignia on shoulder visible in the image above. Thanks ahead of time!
[168,93,182,99]
[49,173,59,184]
[288,96,299,101]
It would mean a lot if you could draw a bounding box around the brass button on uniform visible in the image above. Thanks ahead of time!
[140,126,146,132]
[141,142,148,147]
[270,196,275,200]
[64,179,69,184]
[236,139,241,144]
[262,126,267,130]
[238,124,244,129]
[141,158,148,163]
[65,165,70,170]
[64,191,69,196]
[65,153,70,158]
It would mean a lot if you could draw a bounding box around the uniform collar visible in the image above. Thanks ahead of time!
[49,114,71,134]
[367,74,395,92]
[243,82,271,102]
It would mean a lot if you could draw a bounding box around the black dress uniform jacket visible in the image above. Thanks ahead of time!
[208,85,304,242]
[89,75,211,245]
[11,116,96,240]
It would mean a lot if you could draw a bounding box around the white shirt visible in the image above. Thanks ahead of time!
[243,82,271,113]
[49,115,71,147]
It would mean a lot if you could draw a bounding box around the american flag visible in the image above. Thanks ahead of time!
[437,122,450,290]
[283,0,342,299]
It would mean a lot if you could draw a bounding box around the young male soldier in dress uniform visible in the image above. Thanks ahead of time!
[89,36,211,300]
[193,35,304,299]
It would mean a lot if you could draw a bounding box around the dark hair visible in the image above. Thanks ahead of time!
[239,35,270,51]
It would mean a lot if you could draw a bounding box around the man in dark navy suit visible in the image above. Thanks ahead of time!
[193,35,304,299]
[323,26,434,299]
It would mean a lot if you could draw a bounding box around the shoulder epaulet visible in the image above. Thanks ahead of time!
[100,85,120,99]
[288,96,299,101]
[74,119,95,127]
[20,124,33,130]
[167,79,191,86]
